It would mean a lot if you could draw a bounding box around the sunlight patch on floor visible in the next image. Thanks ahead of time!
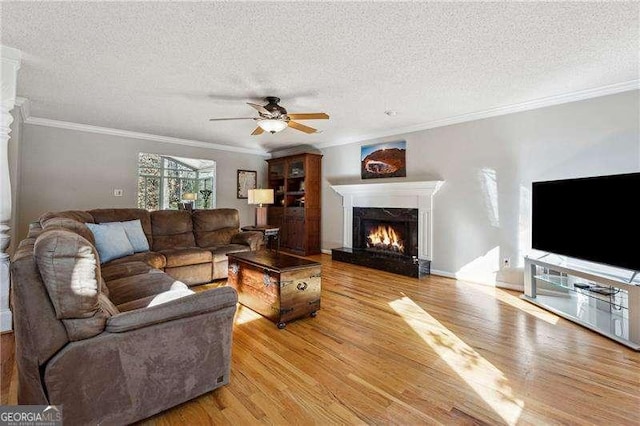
[472,284,559,325]
[389,296,524,425]
[234,305,262,325]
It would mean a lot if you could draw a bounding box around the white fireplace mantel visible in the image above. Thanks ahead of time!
[331,181,443,260]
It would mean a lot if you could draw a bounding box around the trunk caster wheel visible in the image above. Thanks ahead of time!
[277,322,286,329]
[310,311,317,318]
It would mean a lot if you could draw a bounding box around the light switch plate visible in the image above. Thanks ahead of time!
[113,189,123,197]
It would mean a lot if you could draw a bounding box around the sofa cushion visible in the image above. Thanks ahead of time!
[231,231,264,251]
[104,252,166,269]
[112,282,193,312]
[106,270,178,307]
[159,248,212,268]
[208,244,252,263]
[150,210,195,250]
[192,209,240,247]
[90,208,153,248]
[86,222,135,263]
[105,286,238,333]
[40,210,94,226]
[164,263,212,286]
[196,227,239,248]
[34,229,102,320]
[101,261,155,282]
[42,218,95,245]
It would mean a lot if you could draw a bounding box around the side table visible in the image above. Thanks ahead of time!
[241,225,280,252]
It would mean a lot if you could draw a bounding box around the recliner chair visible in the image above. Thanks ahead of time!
[11,227,237,425]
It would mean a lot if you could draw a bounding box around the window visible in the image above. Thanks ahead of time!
[137,153,216,210]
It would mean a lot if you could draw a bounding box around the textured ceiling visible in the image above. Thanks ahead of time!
[2,2,638,153]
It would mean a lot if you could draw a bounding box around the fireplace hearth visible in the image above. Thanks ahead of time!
[332,207,430,278]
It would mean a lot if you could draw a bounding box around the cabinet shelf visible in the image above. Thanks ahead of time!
[523,256,639,350]
[534,273,628,311]
[266,153,322,256]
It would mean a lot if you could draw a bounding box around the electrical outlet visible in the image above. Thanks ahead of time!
[503,257,511,268]
[113,189,123,197]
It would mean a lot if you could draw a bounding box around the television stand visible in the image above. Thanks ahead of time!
[522,256,640,351]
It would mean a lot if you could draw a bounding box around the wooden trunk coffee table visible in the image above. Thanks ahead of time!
[226,251,321,329]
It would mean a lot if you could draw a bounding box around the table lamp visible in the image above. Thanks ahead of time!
[248,188,274,227]
[182,192,197,211]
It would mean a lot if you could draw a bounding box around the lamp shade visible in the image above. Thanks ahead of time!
[182,193,197,201]
[248,189,274,205]
[257,119,288,133]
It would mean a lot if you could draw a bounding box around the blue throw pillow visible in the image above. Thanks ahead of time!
[86,222,135,263]
[121,219,150,253]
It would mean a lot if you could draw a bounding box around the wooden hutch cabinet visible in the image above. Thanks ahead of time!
[266,153,322,256]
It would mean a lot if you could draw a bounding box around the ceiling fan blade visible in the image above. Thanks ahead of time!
[209,117,256,121]
[287,113,329,120]
[247,102,271,116]
[288,121,317,134]
[251,127,264,136]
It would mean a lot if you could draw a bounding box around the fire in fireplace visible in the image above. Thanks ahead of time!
[352,207,419,258]
[365,222,405,254]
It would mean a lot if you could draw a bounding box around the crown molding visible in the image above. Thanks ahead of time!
[314,79,640,149]
[20,111,269,156]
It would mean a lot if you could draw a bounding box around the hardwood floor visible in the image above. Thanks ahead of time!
[2,254,639,424]
[1,332,15,405]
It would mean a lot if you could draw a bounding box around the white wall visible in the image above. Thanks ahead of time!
[17,124,267,240]
[321,91,640,285]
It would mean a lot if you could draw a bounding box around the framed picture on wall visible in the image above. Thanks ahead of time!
[361,140,407,179]
[237,169,257,199]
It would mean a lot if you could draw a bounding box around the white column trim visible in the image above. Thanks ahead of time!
[1,45,21,332]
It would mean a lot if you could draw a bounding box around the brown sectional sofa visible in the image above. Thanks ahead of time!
[10,208,263,425]
[39,208,263,285]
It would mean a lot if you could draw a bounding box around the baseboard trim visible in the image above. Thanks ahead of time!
[323,252,524,291]
[430,269,524,292]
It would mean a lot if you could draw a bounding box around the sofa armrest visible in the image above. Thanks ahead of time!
[105,286,237,333]
[231,231,264,251]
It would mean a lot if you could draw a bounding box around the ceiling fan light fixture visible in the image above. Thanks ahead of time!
[257,118,288,133]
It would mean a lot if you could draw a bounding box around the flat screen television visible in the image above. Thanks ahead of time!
[532,172,640,272]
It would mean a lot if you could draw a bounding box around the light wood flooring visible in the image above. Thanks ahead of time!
[2,254,639,424]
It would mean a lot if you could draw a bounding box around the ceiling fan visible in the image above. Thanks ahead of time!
[209,96,329,135]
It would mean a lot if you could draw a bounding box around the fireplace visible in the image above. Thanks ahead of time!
[353,208,417,256]
[332,207,430,278]
[330,181,442,278]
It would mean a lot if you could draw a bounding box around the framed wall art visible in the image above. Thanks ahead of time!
[237,169,257,199]
[361,140,407,179]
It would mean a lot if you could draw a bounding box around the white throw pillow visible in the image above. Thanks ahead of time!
[147,281,195,307]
